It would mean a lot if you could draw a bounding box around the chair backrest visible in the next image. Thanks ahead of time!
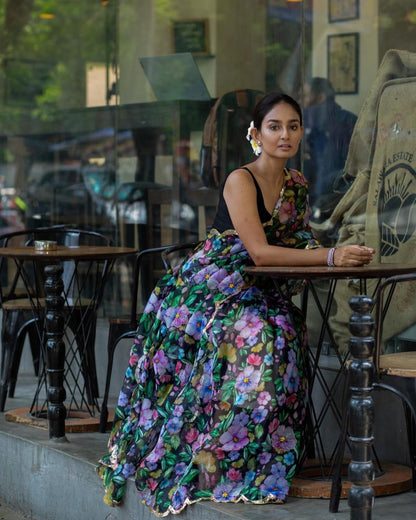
[321,49,416,233]
[146,187,217,250]
[327,72,416,352]
[38,227,112,301]
[161,241,200,272]
[183,186,218,240]
[129,246,170,324]
[146,188,174,249]
[0,225,66,305]
[361,78,416,340]
[200,88,264,188]
[131,242,199,324]
[374,273,416,373]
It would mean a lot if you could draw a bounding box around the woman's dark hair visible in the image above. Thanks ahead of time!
[308,77,335,102]
[252,92,303,129]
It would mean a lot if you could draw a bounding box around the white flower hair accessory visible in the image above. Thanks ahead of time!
[246,121,262,156]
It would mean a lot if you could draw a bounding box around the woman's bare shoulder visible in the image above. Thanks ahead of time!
[226,167,254,187]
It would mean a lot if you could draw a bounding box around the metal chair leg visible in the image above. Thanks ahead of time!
[99,324,122,432]
[99,324,137,432]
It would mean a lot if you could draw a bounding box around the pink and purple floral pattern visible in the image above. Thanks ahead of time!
[97,168,319,516]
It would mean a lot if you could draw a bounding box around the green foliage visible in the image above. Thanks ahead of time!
[155,0,178,21]
[0,0,116,115]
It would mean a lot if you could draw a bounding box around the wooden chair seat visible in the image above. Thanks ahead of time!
[331,274,416,513]
[99,242,198,432]
[379,352,416,377]
[107,314,139,326]
[2,297,93,311]
[0,226,112,412]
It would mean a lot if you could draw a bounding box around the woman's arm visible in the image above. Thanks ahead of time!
[223,169,374,267]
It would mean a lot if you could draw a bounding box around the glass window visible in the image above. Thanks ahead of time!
[1,0,416,344]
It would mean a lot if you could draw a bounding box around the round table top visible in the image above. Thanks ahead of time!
[245,262,416,280]
[0,245,137,260]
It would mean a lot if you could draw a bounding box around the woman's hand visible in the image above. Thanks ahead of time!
[333,245,375,267]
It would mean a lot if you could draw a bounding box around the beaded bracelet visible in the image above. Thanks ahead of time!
[327,247,336,267]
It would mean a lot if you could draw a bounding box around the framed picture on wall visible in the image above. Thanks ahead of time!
[327,33,359,94]
[172,19,209,55]
[329,0,359,23]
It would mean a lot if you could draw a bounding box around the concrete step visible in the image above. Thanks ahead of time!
[2,413,416,520]
[0,501,34,520]
[1,319,416,519]
[1,411,353,520]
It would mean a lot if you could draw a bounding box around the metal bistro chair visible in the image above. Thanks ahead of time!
[0,226,112,413]
[0,226,61,385]
[0,225,67,406]
[330,272,416,512]
[99,241,199,432]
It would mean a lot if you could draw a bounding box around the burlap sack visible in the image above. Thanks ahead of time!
[312,50,416,353]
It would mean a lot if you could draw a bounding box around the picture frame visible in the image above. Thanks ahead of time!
[328,0,359,23]
[327,33,359,94]
[172,19,209,55]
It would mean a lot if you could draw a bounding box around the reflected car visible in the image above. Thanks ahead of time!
[25,167,92,225]
[24,166,148,232]
[24,165,198,244]
[0,187,26,236]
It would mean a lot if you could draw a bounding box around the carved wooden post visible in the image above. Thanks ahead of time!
[44,264,67,440]
[347,295,375,519]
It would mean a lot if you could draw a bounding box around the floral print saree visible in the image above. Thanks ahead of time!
[97,168,319,516]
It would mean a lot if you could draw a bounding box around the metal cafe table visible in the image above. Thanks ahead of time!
[0,244,136,439]
[245,263,416,509]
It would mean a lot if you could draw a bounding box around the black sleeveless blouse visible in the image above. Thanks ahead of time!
[212,167,272,233]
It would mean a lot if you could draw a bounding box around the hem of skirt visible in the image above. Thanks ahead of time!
[145,493,286,517]
[98,474,286,516]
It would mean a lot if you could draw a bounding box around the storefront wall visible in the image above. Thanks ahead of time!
[1,0,416,345]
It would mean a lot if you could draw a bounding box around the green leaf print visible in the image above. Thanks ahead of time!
[254,423,264,439]
[194,490,213,498]
[170,434,181,450]
[181,468,200,484]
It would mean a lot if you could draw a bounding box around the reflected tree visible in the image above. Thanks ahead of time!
[0,0,116,118]
[379,0,416,57]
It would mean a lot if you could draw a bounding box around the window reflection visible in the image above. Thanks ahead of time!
[302,77,357,222]
[0,0,416,316]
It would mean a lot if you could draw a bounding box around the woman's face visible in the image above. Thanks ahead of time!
[256,102,303,160]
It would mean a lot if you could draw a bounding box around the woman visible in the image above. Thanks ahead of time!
[97,92,374,516]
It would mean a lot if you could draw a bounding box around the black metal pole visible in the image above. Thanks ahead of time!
[44,264,67,440]
[347,295,375,519]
